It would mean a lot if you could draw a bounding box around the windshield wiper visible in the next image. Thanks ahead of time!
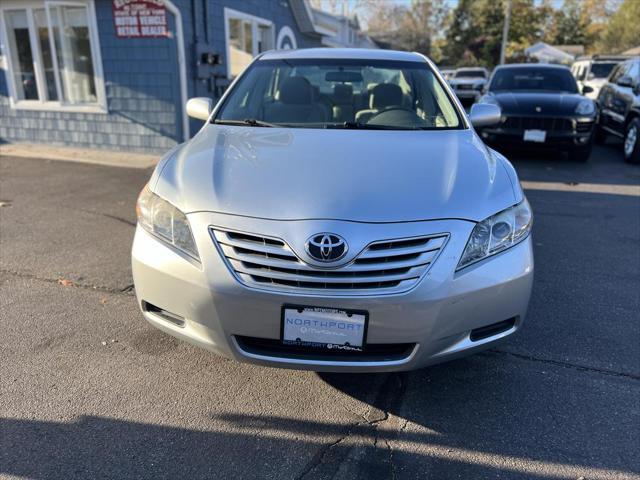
[213,118,278,127]
[327,121,417,130]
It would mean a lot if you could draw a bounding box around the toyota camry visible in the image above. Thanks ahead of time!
[132,49,534,372]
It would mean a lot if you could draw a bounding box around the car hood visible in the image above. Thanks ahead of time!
[584,78,607,87]
[153,125,518,223]
[490,92,585,115]
[449,78,486,86]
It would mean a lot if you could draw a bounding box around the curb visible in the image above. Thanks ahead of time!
[0,143,159,169]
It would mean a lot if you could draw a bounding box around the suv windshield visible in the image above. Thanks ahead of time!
[489,67,579,93]
[589,62,617,79]
[215,59,462,130]
[455,70,486,78]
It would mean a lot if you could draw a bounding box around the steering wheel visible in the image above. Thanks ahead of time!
[366,107,422,126]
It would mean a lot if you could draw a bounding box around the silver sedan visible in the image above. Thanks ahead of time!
[132,48,533,372]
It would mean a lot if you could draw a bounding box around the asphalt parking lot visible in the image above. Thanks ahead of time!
[1,142,639,479]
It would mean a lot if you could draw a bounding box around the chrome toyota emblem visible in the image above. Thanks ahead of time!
[306,233,348,262]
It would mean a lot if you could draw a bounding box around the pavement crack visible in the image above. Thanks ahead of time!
[0,268,136,297]
[298,374,409,479]
[488,349,640,380]
[80,209,137,227]
[295,420,362,480]
[385,438,397,480]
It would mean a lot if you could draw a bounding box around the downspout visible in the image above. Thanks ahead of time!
[164,0,190,142]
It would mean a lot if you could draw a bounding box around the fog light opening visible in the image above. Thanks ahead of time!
[142,301,186,327]
[469,317,517,342]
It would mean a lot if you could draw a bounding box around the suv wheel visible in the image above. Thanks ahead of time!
[624,118,640,164]
[568,145,592,162]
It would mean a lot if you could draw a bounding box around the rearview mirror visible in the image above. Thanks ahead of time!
[469,103,501,128]
[582,85,594,95]
[325,71,363,83]
[186,97,213,121]
[617,75,633,88]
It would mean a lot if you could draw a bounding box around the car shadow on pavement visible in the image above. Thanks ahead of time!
[0,353,638,480]
[3,351,635,480]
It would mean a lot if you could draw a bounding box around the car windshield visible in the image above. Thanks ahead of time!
[455,70,486,78]
[589,62,617,79]
[215,58,462,130]
[489,67,579,93]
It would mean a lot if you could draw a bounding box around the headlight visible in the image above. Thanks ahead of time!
[136,185,200,261]
[575,99,595,115]
[457,199,532,270]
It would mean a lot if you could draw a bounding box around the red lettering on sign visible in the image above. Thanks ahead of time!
[112,0,167,38]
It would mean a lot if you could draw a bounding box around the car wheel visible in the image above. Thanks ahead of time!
[623,118,640,164]
[568,146,592,162]
[593,125,607,144]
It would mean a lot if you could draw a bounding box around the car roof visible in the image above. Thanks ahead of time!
[493,63,571,70]
[456,67,488,71]
[259,48,425,63]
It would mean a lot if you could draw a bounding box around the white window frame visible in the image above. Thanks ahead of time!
[0,0,107,113]
[223,7,275,79]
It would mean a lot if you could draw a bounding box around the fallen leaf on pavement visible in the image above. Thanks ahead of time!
[58,278,74,287]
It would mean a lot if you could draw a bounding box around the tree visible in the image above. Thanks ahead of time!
[596,0,640,53]
[550,0,588,46]
[366,0,450,61]
[443,0,542,67]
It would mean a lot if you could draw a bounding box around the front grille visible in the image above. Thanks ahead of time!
[211,228,448,295]
[502,116,573,132]
[455,83,474,90]
[575,120,594,133]
[235,336,416,362]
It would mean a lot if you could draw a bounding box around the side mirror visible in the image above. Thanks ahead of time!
[469,103,501,128]
[186,97,213,121]
[617,75,633,88]
[582,85,594,95]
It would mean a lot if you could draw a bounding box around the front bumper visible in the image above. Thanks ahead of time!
[132,213,534,372]
[453,89,482,102]
[480,116,595,150]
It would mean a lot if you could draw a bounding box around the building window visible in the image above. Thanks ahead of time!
[0,1,106,112]
[225,8,274,78]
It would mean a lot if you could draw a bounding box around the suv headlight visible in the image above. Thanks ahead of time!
[575,99,595,115]
[136,185,200,261]
[457,199,532,270]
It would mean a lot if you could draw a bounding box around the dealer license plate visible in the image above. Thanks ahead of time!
[282,306,367,351]
[523,129,546,143]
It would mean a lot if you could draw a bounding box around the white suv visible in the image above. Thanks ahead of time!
[571,56,627,100]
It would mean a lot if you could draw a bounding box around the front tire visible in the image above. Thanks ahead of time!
[623,118,640,164]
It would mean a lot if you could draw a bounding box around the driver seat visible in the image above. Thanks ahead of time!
[355,83,403,124]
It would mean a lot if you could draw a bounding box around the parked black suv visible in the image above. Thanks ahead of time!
[595,57,640,163]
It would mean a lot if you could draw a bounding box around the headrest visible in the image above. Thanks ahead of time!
[370,83,403,109]
[334,84,353,103]
[278,77,313,105]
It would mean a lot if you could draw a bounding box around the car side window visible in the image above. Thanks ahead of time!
[627,61,640,84]
[610,63,628,83]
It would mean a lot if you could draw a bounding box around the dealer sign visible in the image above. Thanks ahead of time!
[113,0,168,38]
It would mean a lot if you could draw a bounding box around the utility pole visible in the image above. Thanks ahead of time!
[499,0,512,65]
